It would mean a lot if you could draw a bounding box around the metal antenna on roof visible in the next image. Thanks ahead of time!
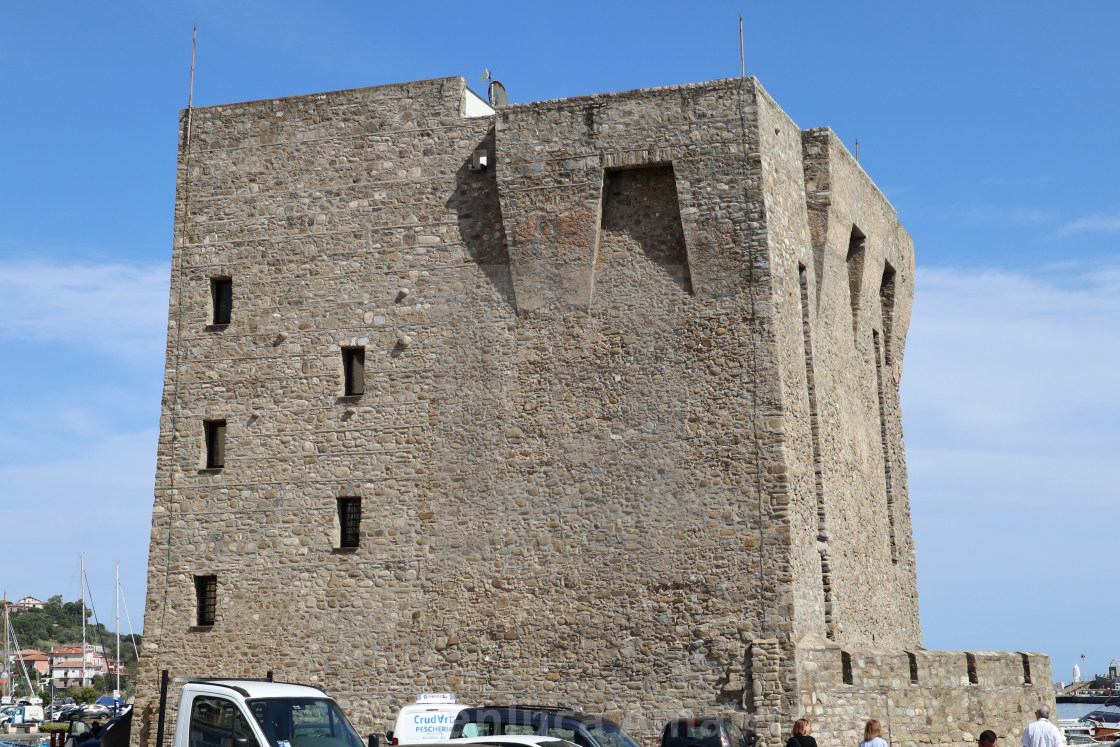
[189,25,197,111]
[482,69,507,107]
[855,137,860,161]
[739,14,745,78]
[158,23,197,678]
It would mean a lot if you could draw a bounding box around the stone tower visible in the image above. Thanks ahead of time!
[135,76,1051,747]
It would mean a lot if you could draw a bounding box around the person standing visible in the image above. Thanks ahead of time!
[859,720,888,747]
[1021,705,1061,747]
[787,719,818,747]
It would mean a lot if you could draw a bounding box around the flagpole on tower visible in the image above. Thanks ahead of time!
[739,15,745,78]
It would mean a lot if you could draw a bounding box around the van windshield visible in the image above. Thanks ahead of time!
[247,698,364,747]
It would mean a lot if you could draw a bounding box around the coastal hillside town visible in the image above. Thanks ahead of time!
[5,642,126,690]
[2,596,141,703]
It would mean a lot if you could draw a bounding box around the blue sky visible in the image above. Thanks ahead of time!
[1,1,1116,683]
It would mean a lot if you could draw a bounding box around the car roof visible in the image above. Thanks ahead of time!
[664,718,730,724]
[455,707,620,728]
[183,680,331,700]
[427,739,577,747]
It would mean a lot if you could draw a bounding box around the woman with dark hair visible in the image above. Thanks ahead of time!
[786,719,817,747]
[859,720,888,747]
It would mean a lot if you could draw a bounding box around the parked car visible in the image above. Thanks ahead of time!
[431,738,574,747]
[77,703,113,720]
[58,705,85,721]
[656,718,757,747]
[450,707,641,747]
[48,699,75,717]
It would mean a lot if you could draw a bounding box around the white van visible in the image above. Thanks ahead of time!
[0,704,44,724]
[389,694,468,745]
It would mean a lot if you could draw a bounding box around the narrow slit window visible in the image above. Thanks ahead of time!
[1021,653,1032,684]
[966,652,978,684]
[195,575,217,627]
[879,263,896,364]
[819,549,835,641]
[343,347,365,396]
[801,263,834,640]
[338,497,361,549]
[907,651,919,684]
[744,645,756,714]
[204,419,226,469]
[841,651,853,685]
[873,331,898,564]
[211,278,232,325]
[846,227,866,336]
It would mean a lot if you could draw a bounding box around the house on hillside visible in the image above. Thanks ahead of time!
[1,596,45,613]
[48,645,107,689]
[12,649,50,676]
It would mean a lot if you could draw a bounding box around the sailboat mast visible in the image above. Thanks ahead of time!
[81,554,87,689]
[3,596,9,700]
[115,562,120,696]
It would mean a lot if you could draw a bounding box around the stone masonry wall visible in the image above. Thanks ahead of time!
[137,77,794,746]
[795,637,1055,747]
[793,129,919,649]
[134,73,1043,747]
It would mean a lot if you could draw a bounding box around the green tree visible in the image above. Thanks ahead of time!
[9,597,142,666]
[61,601,90,624]
[74,687,98,705]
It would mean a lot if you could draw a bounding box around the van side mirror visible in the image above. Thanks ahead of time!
[368,734,380,747]
[233,737,258,747]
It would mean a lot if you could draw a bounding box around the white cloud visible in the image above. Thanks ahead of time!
[1,428,157,628]
[1058,213,1120,235]
[0,258,167,623]
[905,262,1120,669]
[0,260,170,362]
[903,264,1120,444]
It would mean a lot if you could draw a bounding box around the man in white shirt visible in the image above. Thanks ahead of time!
[1021,704,1062,747]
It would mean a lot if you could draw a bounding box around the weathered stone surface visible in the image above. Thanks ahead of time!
[134,75,1051,747]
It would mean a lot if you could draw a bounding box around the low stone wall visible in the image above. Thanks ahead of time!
[793,637,1054,747]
